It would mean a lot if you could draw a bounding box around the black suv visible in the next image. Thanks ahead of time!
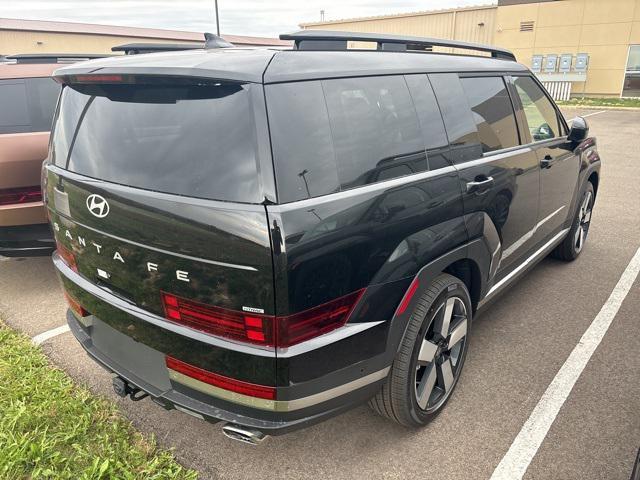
[44,31,600,444]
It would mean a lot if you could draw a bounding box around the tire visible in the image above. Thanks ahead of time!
[369,273,471,427]
[551,182,595,262]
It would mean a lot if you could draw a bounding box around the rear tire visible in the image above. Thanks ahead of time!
[551,182,595,261]
[369,273,471,427]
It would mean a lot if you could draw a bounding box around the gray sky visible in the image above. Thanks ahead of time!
[3,1,496,37]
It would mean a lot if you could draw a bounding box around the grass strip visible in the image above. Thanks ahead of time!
[0,323,197,480]
[557,97,640,108]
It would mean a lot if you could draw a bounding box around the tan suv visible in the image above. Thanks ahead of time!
[0,54,103,256]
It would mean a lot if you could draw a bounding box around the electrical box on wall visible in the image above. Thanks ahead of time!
[559,54,572,73]
[531,55,543,73]
[574,53,589,72]
[544,54,558,73]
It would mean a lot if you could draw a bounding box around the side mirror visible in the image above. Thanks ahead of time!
[568,116,589,143]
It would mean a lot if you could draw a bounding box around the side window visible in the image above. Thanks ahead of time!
[322,75,427,190]
[266,81,340,203]
[404,74,450,170]
[513,76,560,142]
[0,79,30,134]
[25,77,61,132]
[460,76,520,153]
[428,73,483,164]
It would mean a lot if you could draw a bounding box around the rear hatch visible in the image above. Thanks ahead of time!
[45,77,276,374]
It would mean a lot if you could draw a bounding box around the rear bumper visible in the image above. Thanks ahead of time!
[55,253,390,435]
[67,311,386,434]
[0,223,54,257]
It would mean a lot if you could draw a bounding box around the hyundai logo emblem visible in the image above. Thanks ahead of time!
[86,194,110,218]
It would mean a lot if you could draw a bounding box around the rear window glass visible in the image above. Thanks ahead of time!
[460,76,519,153]
[52,80,261,203]
[0,77,60,134]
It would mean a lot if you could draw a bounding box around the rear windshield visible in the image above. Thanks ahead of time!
[52,80,261,203]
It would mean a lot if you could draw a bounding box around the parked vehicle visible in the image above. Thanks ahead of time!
[0,54,104,257]
[44,31,600,443]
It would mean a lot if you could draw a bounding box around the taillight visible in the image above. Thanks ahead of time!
[0,186,42,206]
[64,291,87,317]
[166,356,275,400]
[56,241,77,272]
[276,289,365,347]
[161,292,275,346]
[160,288,365,348]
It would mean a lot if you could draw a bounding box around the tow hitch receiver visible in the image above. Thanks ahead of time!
[112,376,149,401]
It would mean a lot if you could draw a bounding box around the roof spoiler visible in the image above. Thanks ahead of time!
[5,53,110,64]
[112,43,204,55]
[279,30,517,61]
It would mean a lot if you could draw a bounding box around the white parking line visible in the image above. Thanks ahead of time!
[32,324,70,346]
[582,110,606,118]
[491,246,640,480]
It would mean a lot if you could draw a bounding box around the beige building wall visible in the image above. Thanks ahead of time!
[302,0,640,97]
[302,6,497,53]
[494,0,640,97]
[0,30,199,55]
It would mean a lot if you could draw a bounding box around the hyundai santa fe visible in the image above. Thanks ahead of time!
[44,31,600,444]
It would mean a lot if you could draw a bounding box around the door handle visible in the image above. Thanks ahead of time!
[466,176,494,194]
[541,155,554,169]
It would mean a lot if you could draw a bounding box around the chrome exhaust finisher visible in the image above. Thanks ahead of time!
[221,423,267,445]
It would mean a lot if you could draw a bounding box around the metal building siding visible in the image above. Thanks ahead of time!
[304,7,497,56]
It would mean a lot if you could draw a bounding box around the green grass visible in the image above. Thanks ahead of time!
[557,97,640,108]
[0,323,198,480]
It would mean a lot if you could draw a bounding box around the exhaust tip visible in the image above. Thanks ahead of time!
[222,423,267,445]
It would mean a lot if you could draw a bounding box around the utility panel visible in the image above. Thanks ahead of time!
[531,55,543,73]
[559,54,572,73]
[544,54,558,73]
[574,53,589,72]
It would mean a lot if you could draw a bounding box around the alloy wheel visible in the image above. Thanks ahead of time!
[574,190,593,254]
[415,296,468,413]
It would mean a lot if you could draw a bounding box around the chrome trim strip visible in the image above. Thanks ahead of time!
[49,208,257,271]
[455,147,534,171]
[276,321,385,358]
[479,228,570,308]
[501,205,566,261]
[270,166,457,211]
[168,366,390,412]
[54,253,384,357]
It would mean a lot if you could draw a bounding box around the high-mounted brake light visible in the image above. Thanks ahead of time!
[0,186,42,206]
[72,74,124,83]
[160,288,365,348]
[165,356,275,400]
[56,241,77,272]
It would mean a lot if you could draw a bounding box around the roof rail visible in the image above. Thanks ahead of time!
[112,43,204,55]
[5,53,109,64]
[279,30,517,61]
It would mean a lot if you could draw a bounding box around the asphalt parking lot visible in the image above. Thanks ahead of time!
[1,107,638,480]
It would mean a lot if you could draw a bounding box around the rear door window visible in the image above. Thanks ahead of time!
[322,75,426,190]
[404,74,450,170]
[429,73,482,164]
[513,76,561,142]
[460,76,520,153]
[52,80,261,203]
